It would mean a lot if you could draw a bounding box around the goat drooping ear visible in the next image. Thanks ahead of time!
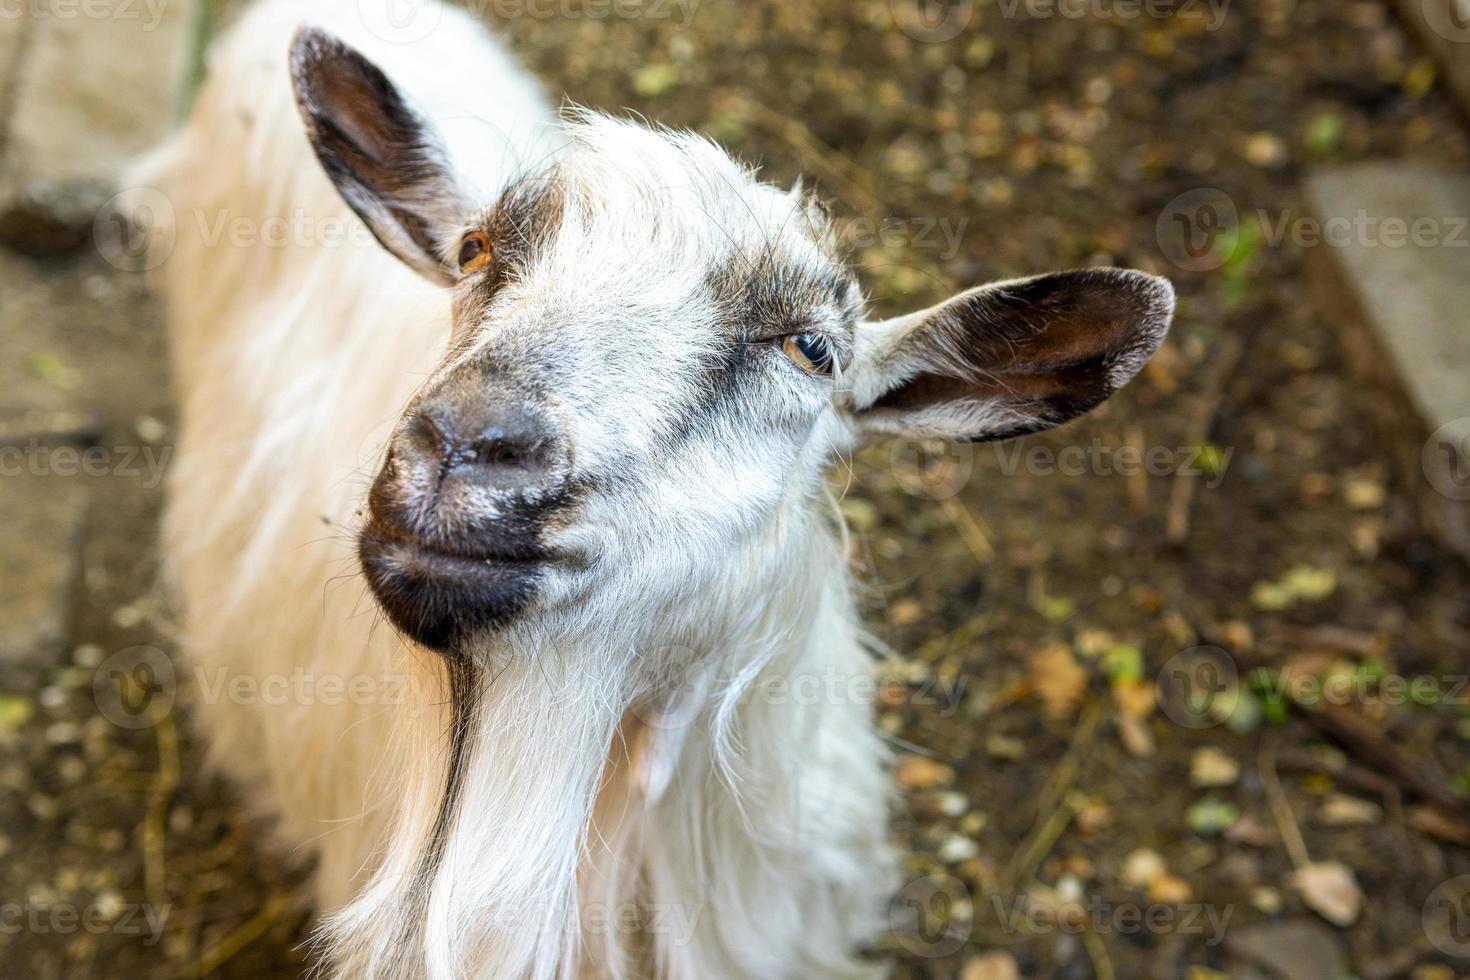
[845,268,1174,442]
[289,26,472,285]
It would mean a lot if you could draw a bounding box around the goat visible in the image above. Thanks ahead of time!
[137,0,1174,976]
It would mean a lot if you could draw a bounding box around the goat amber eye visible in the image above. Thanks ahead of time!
[781,333,834,376]
[457,232,492,274]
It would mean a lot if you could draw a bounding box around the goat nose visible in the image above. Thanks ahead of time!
[403,397,559,492]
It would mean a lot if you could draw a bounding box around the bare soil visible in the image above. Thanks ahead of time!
[4,0,1470,977]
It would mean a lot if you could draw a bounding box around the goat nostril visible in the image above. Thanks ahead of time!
[462,436,541,470]
[410,411,452,455]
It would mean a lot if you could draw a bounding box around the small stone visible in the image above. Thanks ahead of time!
[1245,131,1289,168]
[1225,814,1277,847]
[1186,798,1240,835]
[1074,798,1114,835]
[937,834,979,864]
[1190,747,1240,787]
[961,951,1019,980]
[134,415,169,444]
[985,733,1025,760]
[73,644,104,668]
[1148,873,1193,904]
[57,756,85,783]
[1318,793,1381,826]
[44,721,80,745]
[895,755,955,791]
[1343,477,1386,510]
[936,791,969,817]
[1291,860,1362,927]
[1121,847,1166,888]
[1412,965,1455,980]
[958,811,988,836]
[1219,620,1254,653]
[1250,886,1283,914]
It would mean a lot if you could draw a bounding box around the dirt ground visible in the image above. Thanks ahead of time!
[4,0,1470,977]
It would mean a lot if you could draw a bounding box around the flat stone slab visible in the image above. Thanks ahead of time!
[0,472,87,679]
[0,0,188,253]
[1304,164,1470,557]
[1225,918,1346,980]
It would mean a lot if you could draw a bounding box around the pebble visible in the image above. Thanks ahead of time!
[134,415,169,444]
[1122,848,1166,888]
[1245,131,1289,168]
[1148,873,1193,904]
[895,755,955,791]
[961,952,1019,980]
[1190,747,1241,787]
[937,833,979,864]
[1250,886,1283,914]
[1318,793,1381,826]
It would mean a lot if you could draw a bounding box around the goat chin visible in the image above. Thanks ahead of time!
[134,0,896,976]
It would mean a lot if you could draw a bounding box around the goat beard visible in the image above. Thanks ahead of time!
[316,636,644,980]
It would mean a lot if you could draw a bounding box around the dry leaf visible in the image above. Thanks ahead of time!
[1112,677,1157,718]
[961,951,1020,980]
[895,755,955,791]
[1029,643,1087,720]
[1290,860,1362,926]
[1225,815,1277,847]
[1317,793,1380,827]
[1117,712,1155,757]
[1148,873,1193,904]
[1408,805,1470,846]
[1190,747,1241,788]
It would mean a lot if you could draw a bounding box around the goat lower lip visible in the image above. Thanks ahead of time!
[358,525,544,653]
[374,537,546,581]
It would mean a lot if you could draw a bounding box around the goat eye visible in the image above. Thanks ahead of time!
[457,231,492,274]
[781,333,834,376]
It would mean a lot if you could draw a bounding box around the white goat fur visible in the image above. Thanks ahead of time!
[145,2,895,977]
[145,1,1175,975]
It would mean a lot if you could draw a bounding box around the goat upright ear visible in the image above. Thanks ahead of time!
[289,26,471,285]
[844,268,1174,442]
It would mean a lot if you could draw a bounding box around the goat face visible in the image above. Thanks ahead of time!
[290,27,1175,655]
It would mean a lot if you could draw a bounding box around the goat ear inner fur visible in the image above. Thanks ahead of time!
[846,267,1175,442]
[288,25,472,286]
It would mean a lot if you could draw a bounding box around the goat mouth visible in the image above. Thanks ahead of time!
[358,522,545,654]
